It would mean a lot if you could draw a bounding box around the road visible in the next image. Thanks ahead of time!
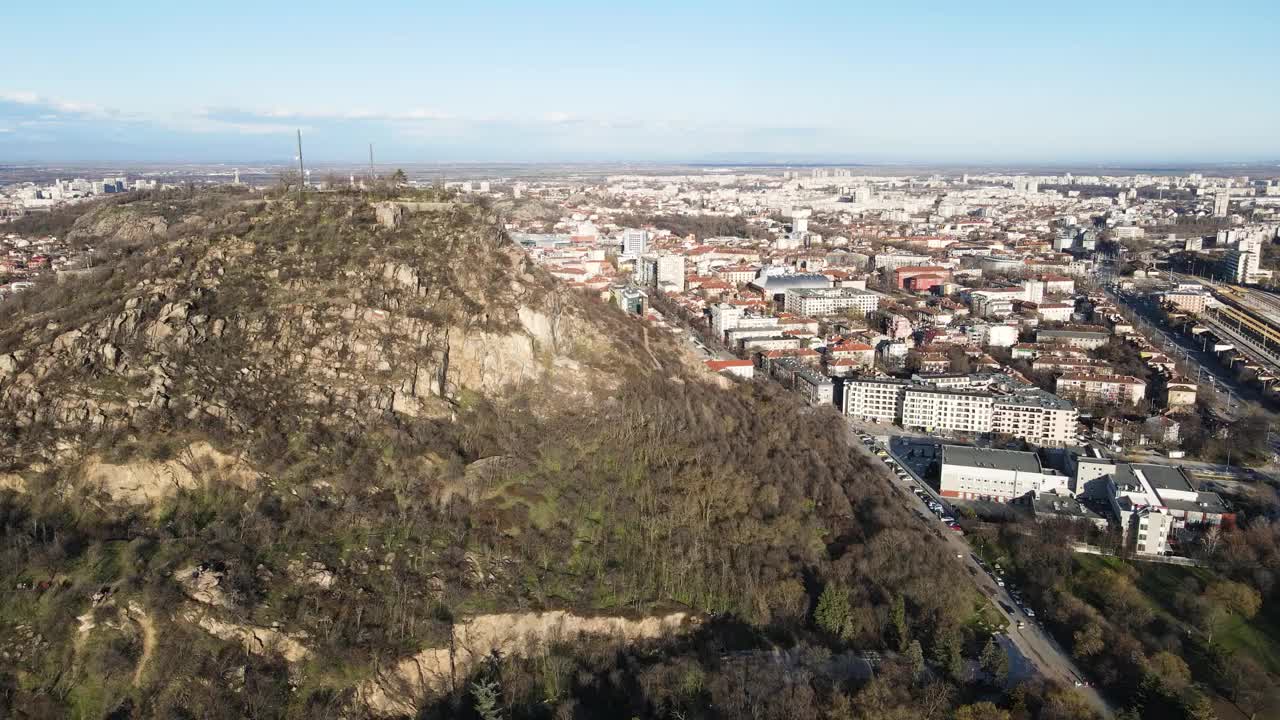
[1106,283,1280,468]
[1105,285,1245,417]
[849,425,1113,717]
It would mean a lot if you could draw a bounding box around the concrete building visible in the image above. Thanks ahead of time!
[620,228,650,257]
[1036,328,1111,350]
[843,378,910,423]
[1213,191,1230,218]
[783,287,880,317]
[793,366,835,407]
[1221,248,1261,284]
[940,445,1070,501]
[1106,463,1233,555]
[843,373,1078,446]
[971,292,1015,318]
[901,387,994,435]
[710,303,744,341]
[1056,374,1147,405]
[1163,291,1208,315]
[873,252,932,272]
[991,391,1078,446]
[1025,493,1108,530]
[635,253,686,292]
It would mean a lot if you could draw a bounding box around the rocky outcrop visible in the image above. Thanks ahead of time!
[182,608,310,663]
[358,611,694,716]
[78,442,258,506]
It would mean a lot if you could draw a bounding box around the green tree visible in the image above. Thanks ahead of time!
[904,640,925,681]
[815,583,854,639]
[931,626,963,680]
[470,679,503,720]
[888,594,908,651]
[980,637,1009,685]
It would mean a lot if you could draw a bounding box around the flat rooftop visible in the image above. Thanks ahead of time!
[787,286,877,298]
[943,445,1043,473]
[1116,463,1195,494]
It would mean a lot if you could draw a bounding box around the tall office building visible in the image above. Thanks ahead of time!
[1213,191,1230,218]
[621,229,649,257]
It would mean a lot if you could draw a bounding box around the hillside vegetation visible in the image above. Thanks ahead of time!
[0,190,1076,719]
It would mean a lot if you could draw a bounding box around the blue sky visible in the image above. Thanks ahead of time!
[2,0,1278,164]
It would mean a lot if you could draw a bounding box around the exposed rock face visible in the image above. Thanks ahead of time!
[358,611,694,716]
[182,608,310,663]
[78,442,258,506]
[0,195,622,471]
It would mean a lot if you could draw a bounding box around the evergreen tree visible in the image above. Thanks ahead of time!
[980,637,1009,685]
[815,583,853,639]
[888,594,908,651]
[904,639,925,681]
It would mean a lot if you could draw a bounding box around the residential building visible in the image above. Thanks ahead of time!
[1036,328,1111,350]
[991,390,1078,446]
[783,287,880,317]
[902,387,994,435]
[635,253,686,292]
[1056,374,1147,405]
[705,359,754,379]
[1163,291,1208,315]
[843,378,910,423]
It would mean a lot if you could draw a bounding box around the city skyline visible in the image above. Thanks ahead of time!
[3,0,1279,164]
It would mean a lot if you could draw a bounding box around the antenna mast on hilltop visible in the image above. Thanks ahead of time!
[369,143,375,182]
[296,129,306,192]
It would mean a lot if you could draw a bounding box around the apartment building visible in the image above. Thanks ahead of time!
[634,253,686,292]
[783,287,880,317]
[901,387,994,434]
[843,378,910,423]
[714,264,759,285]
[991,391,1077,446]
[843,373,1079,446]
[1163,291,1208,315]
[1035,328,1111,350]
[1056,374,1147,405]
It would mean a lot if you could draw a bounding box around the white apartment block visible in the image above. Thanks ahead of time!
[620,228,650,257]
[901,388,994,435]
[1056,374,1146,405]
[634,253,686,292]
[710,303,743,341]
[991,394,1077,446]
[783,287,880,317]
[843,378,909,423]
[873,253,931,272]
[844,374,1078,446]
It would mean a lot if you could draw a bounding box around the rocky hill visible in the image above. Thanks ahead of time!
[1,191,643,472]
[0,189,986,720]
